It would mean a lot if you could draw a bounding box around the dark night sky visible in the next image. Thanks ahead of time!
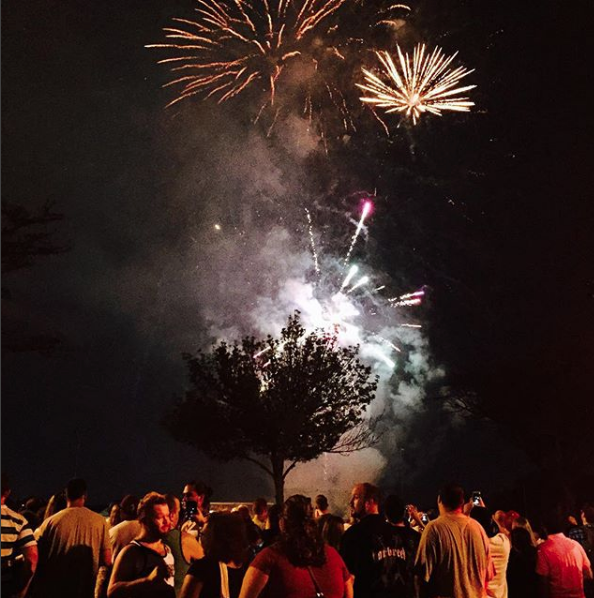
[2,0,593,508]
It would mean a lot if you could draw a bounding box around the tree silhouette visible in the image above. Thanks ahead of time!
[166,311,378,504]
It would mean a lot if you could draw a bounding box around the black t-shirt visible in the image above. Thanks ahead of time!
[340,515,419,598]
[187,557,246,598]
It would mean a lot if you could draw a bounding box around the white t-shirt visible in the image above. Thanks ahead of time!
[487,532,511,598]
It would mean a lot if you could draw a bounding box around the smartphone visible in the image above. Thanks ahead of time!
[421,512,429,524]
[471,491,482,506]
[184,499,198,518]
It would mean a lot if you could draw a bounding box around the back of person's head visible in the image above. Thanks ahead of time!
[137,492,168,525]
[281,494,326,567]
[320,515,344,550]
[438,484,465,511]
[384,495,405,524]
[583,506,594,525]
[360,483,381,506]
[470,506,496,538]
[315,494,329,512]
[511,526,536,552]
[542,506,564,535]
[65,478,87,502]
[120,495,139,520]
[233,505,251,523]
[202,512,248,564]
[253,497,268,516]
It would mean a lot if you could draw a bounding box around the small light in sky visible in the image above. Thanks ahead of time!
[214,224,222,231]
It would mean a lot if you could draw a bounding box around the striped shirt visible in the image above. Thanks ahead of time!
[1,504,37,564]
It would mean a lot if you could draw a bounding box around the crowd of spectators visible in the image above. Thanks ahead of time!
[1,472,592,598]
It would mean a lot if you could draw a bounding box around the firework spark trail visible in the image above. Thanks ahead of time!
[148,0,349,114]
[357,44,476,126]
[344,201,372,266]
[340,265,359,291]
[346,275,369,293]
[304,208,320,277]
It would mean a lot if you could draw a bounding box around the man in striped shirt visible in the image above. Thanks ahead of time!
[1,473,38,598]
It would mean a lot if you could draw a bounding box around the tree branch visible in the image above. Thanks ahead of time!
[244,455,274,477]
[283,460,299,480]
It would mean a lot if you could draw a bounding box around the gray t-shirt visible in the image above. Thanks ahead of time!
[415,512,491,598]
[33,506,110,598]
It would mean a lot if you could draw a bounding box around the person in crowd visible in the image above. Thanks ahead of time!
[239,494,353,598]
[493,511,512,537]
[252,498,269,531]
[97,495,143,598]
[107,502,122,529]
[261,504,281,548]
[234,505,263,557]
[506,527,538,598]
[511,516,539,546]
[471,506,511,598]
[108,492,175,598]
[33,478,112,598]
[19,497,44,531]
[569,507,594,555]
[315,494,331,519]
[415,483,492,598]
[536,507,592,598]
[180,512,249,598]
[164,493,203,596]
[320,515,345,551]
[181,481,212,538]
[340,484,417,598]
[110,496,142,561]
[40,491,66,525]
[1,474,38,598]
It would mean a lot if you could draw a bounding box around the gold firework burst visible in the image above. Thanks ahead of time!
[147,0,347,108]
[357,44,476,125]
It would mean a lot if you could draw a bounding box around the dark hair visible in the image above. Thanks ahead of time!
[384,495,405,524]
[253,497,268,516]
[138,492,168,524]
[470,506,496,538]
[119,495,139,520]
[202,512,248,564]
[438,484,465,511]
[66,478,87,501]
[321,515,344,550]
[360,483,381,505]
[280,495,326,567]
[315,494,329,511]
[186,481,213,508]
[542,506,564,535]
[511,527,537,554]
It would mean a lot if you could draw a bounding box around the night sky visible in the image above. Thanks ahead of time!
[2,0,592,509]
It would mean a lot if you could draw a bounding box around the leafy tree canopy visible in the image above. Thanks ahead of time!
[166,311,378,503]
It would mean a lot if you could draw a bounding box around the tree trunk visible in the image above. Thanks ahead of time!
[271,453,285,506]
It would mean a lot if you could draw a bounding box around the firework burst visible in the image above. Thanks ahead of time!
[147,0,350,121]
[297,201,425,371]
[357,44,476,126]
